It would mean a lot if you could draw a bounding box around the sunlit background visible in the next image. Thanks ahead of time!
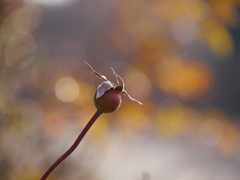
[1,0,240,179]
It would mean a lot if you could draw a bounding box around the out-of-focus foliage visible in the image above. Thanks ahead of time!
[1,0,240,180]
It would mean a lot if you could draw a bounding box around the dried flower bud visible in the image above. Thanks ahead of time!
[85,62,142,113]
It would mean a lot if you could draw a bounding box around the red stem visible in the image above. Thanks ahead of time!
[41,110,102,180]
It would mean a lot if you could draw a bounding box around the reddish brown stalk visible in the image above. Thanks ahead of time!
[41,110,102,180]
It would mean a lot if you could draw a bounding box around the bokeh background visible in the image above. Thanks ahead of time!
[1,0,240,179]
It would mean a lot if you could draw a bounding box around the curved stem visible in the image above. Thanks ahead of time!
[41,110,102,180]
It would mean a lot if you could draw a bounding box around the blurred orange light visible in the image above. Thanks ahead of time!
[156,57,213,101]
[218,123,240,155]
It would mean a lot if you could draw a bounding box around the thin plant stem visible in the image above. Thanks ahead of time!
[41,110,102,180]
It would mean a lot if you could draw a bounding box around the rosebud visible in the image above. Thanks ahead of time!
[94,81,122,113]
[84,62,142,113]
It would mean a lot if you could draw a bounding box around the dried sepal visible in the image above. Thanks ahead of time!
[84,61,108,81]
[122,90,142,105]
[111,68,142,105]
[111,68,124,91]
[96,81,114,98]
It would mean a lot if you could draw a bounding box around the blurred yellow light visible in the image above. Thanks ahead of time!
[184,0,211,22]
[85,116,109,141]
[202,19,234,58]
[208,27,234,58]
[4,31,36,68]
[151,0,185,23]
[14,168,43,180]
[154,98,187,137]
[160,98,184,121]
[55,77,79,103]
[117,103,152,141]
[124,69,152,100]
